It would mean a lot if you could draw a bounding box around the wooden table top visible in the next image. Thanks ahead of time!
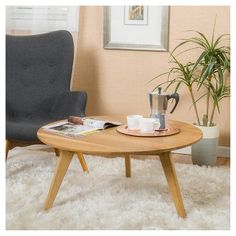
[37,116,202,156]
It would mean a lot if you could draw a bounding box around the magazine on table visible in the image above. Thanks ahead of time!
[42,116,122,137]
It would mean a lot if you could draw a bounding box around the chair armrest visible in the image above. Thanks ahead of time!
[50,91,87,120]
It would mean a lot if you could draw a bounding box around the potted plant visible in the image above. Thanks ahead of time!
[150,26,230,166]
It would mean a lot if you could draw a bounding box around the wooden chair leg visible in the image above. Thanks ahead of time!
[6,140,12,161]
[54,148,60,157]
[76,152,89,172]
[159,152,186,218]
[125,155,131,177]
[44,150,74,210]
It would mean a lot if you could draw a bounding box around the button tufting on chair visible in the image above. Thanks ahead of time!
[48,60,56,67]
[25,113,32,119]
[22,81,29,87]
[50,78,56,84]
[22,63,28,70]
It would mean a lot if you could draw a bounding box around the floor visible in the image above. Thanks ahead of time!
[7,140,230,168]
[172,153,230,167]
[6,147,230,230]
[8,145,230,167]
[134,153,230,167]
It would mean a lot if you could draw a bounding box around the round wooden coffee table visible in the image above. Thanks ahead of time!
[37,116,202,218]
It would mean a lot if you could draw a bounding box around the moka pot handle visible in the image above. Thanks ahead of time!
[167,93,179,113]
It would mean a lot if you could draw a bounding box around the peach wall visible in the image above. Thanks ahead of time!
[72,6,230,146]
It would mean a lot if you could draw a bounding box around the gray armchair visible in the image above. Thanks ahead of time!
[6,30,87,158]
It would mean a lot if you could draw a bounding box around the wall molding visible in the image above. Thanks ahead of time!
[172,146,230,158]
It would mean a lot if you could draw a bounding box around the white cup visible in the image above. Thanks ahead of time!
[127,115,143,130]
[139,118,158,133]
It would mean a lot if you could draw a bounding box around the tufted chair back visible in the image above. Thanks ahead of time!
[6,30,74,120]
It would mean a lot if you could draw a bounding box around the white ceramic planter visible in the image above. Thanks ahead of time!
[191,125,219,166]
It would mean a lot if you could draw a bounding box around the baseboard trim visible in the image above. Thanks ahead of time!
[172,146,230,158]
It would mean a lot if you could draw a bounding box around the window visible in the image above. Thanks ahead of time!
[6,6,79,34]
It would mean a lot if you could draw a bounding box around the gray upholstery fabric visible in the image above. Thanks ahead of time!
[6,30,87,141]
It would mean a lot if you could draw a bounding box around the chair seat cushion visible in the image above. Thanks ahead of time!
[6,119,55,141]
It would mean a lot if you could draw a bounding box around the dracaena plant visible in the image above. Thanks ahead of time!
[150,25,230,127]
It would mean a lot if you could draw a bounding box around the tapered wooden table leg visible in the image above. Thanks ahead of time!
[6,140,11,161]
[44,150,74,210]
[159,152,186,218]
[125,155,131,177]
[76,152,89,172]
[54,148,60,157]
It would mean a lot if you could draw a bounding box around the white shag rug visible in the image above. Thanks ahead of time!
[6,145,230,230]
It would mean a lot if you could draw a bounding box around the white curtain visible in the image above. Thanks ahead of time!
[6,6,79,35]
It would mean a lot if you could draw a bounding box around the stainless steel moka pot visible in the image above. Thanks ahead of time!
[148,87,179,129]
